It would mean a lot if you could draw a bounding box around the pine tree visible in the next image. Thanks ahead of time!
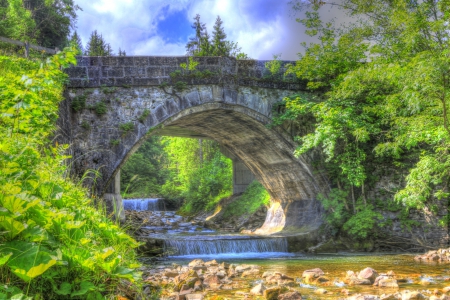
[118,48,126,56]
[211,16,227,56]
[69,31,83,54]
[85,30,112,56]
[186,14,207,55]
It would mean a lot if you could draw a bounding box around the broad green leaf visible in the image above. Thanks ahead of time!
[0,216,27,239]
[71,281,95,297]
[54,282,71,296]
[100,247,115,260]
[0,252,12,266]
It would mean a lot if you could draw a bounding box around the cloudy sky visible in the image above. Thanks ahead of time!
[73,0,335,60]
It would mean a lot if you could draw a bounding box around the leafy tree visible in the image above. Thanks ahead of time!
[121,136,168,197]
[278,0,450,237]
[85,30,113,56]
[25,0,79,49]
[0,0,36,42]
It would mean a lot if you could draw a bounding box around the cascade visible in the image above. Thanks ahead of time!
[123,198,163,211]
[164,237,288,256]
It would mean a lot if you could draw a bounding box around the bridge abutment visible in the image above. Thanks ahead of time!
[103,170,125,221]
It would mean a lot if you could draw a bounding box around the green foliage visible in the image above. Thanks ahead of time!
[0,0,78,50]
[180,56,199,72]
[69,31,83,55]
[0,49,142,299]
[119,122,134,133]
[93,101,107,115]
[110,139,120,146]
[101,86,117,94]
[174,81,187,92]
[162,138,232,214]
[280,0,450,233]
[71,94,86,112]
[138,109,150,123]
[265,54,282,78]
[342,207,383,240]
[221,181,270,218]
[186,14,248,58]
[85,30,113,56]
[121,136,169,197]
[81,120,90,130]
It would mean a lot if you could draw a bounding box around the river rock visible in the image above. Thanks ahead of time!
[205,259,218,267]
[277,291,302,300]
[401,290,427,300]
[345,271,372,285]
[380,294,401,300]
[378,278,399,288]
[203,275,220,288]
[235,264,253,273]
[358,267,379,283]
[242,268,260,277]
[443,286,450,293]
[185,294,204,300]
[188,259,205,268]
[250,283,266,295]
[347,295,379,300]
[315,288,328,294]
[302,268,325,278]
[164,271,180,278]
[264,287,288,300]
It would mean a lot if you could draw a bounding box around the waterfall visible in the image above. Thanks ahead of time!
[164,237,288,256]
[122,198,163,211]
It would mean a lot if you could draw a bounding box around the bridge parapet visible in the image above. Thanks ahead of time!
[65,56,305,90]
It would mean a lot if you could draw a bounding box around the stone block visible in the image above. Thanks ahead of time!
[124,67,146,77]
[134,56,149,66]
[88,67,100,79]
[65,67,87,78]
[147,67,165,77]
[117,57,134,66]
[107,67,124,77]
[101,56,119,66]
[88,57,102,66]
[134,78,160,86]
[115,77,133,86]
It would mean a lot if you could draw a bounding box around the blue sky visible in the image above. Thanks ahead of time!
[73,0,322,60]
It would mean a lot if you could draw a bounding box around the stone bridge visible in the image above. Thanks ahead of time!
[58,56,329,234]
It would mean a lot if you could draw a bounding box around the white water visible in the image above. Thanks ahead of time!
[123,198,163,211]
[164,237,291,258]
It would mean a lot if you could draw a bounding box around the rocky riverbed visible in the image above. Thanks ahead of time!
[137,257,450,300]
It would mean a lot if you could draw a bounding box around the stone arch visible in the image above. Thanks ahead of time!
[60,83,328,233]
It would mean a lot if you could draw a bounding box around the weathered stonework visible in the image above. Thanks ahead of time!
[59,56,327,233]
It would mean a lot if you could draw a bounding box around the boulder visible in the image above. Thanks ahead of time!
[250,283,266,295]
[278,291,302,300]
[302,268,325,278]
[263,287,288,300]
[358,267,379,283]
[378,278,399,288]
[188,259,204,268]
[401,290,427,300]
[203,275,220,288]
[380,294,401,300]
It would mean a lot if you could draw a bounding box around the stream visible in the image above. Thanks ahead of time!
[123,198,450,299]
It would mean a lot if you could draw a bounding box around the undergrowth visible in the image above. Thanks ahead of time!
[221,181,270,218]
[0,49,143,299]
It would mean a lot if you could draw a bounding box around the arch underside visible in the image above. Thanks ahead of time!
[155,104,325,232]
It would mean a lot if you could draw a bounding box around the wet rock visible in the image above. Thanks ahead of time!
[204,259,218,267]
[315,288,328,295]
[347,295,379,300]
[185,294,204,300]
[164,271,179,278]
[262,271,273,278]
[188,259,205,268]
[358,267,379,283]
[380,294,401,300]
[235,264,252,273]
[345,271,372,285]
[277,291,302,300]
[250,283,266,295]
[302,268,325,278]
[202,275,220,288]
[264,287,288,300]
[443,286,450,293]
[242,268,260,277]
[378,278,399,288]
[401,290,427,300]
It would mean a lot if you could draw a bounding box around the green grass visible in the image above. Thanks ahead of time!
[221,181,270,218]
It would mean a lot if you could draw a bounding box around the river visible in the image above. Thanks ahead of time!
[123,198,450,299]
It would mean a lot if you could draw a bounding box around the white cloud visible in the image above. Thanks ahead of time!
[73,0,309,60]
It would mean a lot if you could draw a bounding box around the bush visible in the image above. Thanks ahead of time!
[221,180,270,218]
[0,50,142,299]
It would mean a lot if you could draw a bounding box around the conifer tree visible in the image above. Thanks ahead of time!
[186,14,207,55]
[85,30,113,56]
[118,48,126,56]
[69,31,83,54]
[211,16,227,56]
